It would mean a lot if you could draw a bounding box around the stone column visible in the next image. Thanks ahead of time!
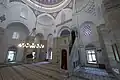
[97,25,111,71]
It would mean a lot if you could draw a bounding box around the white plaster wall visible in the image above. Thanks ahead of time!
[0,27,6,63]
[0,4,7,26]
[0,4,6,16]
[56,21,72,37]
[0,23,29,63]
[0,1,75,63]
[55,8,72,25]
[70,0,105,69]
[73,0,105,27]
[2,2,36,32]
[6,23,29,62]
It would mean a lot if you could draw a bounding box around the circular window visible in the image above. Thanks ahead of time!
[22,0,71,13]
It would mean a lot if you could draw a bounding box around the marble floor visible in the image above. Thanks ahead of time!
[0,62,118,80]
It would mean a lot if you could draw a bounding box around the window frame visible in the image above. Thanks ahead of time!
[112,44,120,62]
[12,32,20,40]
[86,49,97,64]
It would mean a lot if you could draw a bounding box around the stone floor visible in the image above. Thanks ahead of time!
[0,62,118,80]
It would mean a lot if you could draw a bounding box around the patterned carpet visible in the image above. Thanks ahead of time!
[79,67,108,76]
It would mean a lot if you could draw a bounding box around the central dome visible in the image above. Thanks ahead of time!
[22,0,71,13]
[31,0,64,6]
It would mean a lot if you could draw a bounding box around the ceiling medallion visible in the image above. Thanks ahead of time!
[22,0,71,13]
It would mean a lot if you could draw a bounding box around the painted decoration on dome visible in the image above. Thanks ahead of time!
[30,0,64,5]
[22,0,71,12]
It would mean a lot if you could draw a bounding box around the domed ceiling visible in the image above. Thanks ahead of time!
[31,0,64,6]
[22,0,71,13]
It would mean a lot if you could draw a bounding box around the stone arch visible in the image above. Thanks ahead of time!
[58,26,71,37]
[60,29,70,37]
[85,43,96,49]
[56,8,72,24]
[7,22,29,30]
[79,21,96,45]
[37,13,55,26]
[6,22,30,34]
[37,13,55,21]
[79,21,95,30]
[5,2,36,31]
[61,8,72,20]
[6,22,30,45]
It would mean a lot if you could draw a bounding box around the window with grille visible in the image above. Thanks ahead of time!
[82,24,92,36]
[86,50,97,64]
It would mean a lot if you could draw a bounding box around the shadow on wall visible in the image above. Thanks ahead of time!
[69,30,76,55]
